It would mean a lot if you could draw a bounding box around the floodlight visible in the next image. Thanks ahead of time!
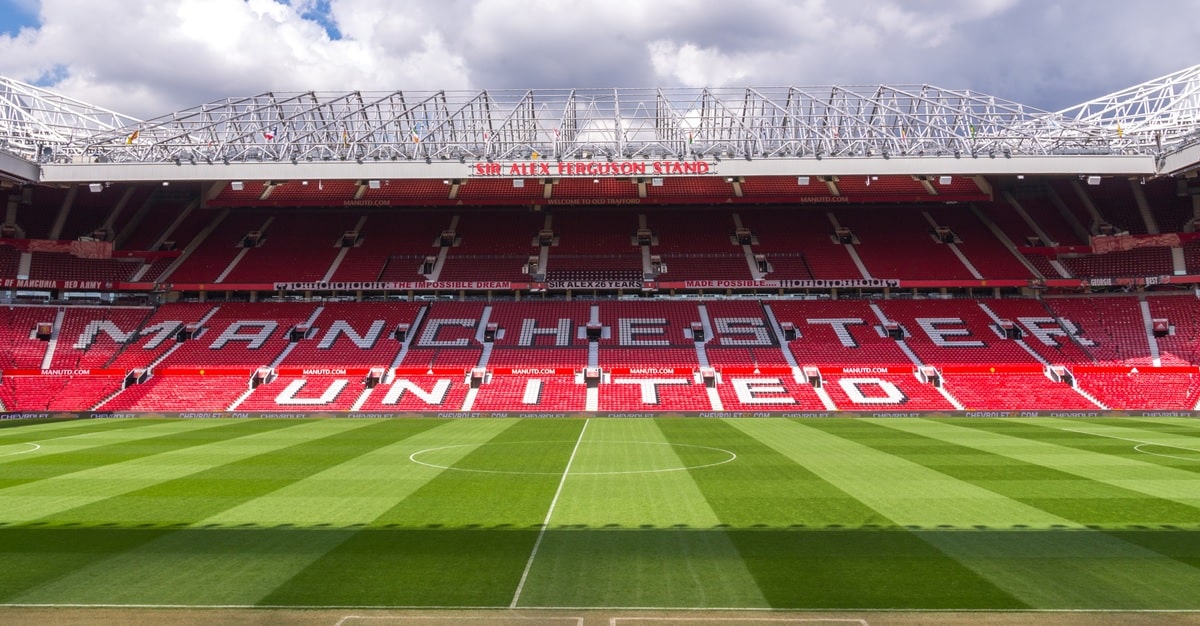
[1086,175,1101,185]
[88,183,103,193]
[938,176,952,185]
[797,176,810,185]
[368,180,381,189]
[230,181,244,191]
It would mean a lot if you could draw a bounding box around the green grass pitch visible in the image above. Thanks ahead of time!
[0,416,1199,611]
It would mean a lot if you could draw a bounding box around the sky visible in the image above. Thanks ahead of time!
[0,0,1197,121]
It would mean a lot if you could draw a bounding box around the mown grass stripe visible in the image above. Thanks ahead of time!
[927,418,1200,509]
[512,419,769,609]
[0,418,152,449]
[1027,418,1200,474]
[0,420,308,520]
[1127,417,1200,435]
[851,419,1200,525]
[510,418,587,608]
[673,419,1025,610]
[7,419,448,606]
[18,419,423,527]
[260,419,577,608]
[203,418,518,528]
[827,418,1200,610]
[734,418,1097,609]
[0,419,272,491]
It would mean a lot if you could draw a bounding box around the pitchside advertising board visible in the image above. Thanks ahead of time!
[7,275,1187,293]
[5,411,1198,419]
[266,279,904,291]
[3,276,1197,293]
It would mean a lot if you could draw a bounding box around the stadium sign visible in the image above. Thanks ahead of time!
[544,280,643,290]
[272,281,510,291]
[0,278,114,290]
[471,160,715,177]
[675,279,901,289]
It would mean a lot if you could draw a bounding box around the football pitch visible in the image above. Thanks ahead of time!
[1,416,1199,623]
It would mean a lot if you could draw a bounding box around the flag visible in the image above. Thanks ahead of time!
[970,125,976,138]
[1116,123,1124,138]
[531,150,539,160]
[553,128,561,140]
[342,129,350,146]
[411,128,421,144]
[125,129,139,145]
[263,127,276,141]
[687,132,693,145]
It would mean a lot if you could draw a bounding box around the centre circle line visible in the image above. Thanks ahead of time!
[1133,442,1200,462]
[408,440,737,475]
[0,442,40,458]
[1059,427,1200,462]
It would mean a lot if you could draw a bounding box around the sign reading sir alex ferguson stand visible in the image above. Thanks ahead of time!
[471,159,715,177]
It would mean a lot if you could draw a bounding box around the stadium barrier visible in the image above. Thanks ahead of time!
[7,273,1200,294]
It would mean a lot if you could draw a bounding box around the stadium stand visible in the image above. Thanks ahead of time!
[7,69,1200,415]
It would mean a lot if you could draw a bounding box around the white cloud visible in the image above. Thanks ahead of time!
[0,0,468,118]
[0,0,1196,119]
[647,41,754,88]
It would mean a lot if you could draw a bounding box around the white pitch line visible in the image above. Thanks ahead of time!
[337,617,583,626]
[609,614,864,618]
[510,418,590,609]
[0,442,39,457]
[409,440,736,476]
[4,602,1200,614]
[1058,427,1200,460]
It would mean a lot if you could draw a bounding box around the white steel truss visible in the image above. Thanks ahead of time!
[0,75,140,162]
[1057,64,1200,156]
[3,66,1200,168]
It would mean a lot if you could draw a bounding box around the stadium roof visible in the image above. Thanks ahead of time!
[4,65,1200,184]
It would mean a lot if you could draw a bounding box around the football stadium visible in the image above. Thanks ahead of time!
[2,62,1200,624]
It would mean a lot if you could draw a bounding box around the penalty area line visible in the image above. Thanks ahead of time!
[510,418,590,609]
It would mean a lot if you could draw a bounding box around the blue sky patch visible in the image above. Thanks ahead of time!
[31,63,67,88]
[0,0,39,37]
[284,0,341,41]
